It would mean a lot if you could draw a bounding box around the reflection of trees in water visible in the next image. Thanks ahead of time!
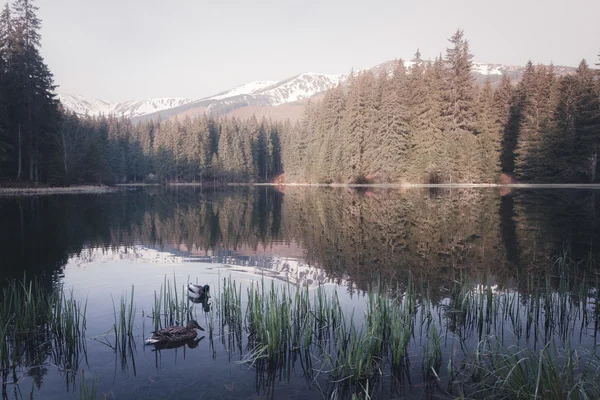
[1,187,599,293]
[511,190,600,272]
[282,188,505,292]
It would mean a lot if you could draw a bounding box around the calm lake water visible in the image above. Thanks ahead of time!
[1,186,599,399]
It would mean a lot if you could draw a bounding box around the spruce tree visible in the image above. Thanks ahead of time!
[495,74,518,175]
[408,54,446,183]
[339,71,375,182]
[7,0,58,181]
[443,29,479,182]
[513,61,540,181]
[476,80,501,182]
[370,60,410,181]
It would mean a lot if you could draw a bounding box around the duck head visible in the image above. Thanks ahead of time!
[186,320,205,331]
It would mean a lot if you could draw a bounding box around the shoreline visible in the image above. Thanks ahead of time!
[0,185,117,196]
[233,182,600,189]
[3,182,600,196]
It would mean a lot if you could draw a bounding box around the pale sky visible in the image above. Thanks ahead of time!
[38,0,600,102]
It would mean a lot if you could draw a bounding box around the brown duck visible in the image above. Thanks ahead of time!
[145,320,205,345]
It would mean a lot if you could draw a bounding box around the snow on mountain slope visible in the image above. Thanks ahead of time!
[57,93,112,116]
[110,98,191,118]
[255,73,344,106]
[57,94,192,118]
[472,63,504,75]
[207,80,277,101]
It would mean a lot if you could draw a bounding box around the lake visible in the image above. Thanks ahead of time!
[1,186,599,399]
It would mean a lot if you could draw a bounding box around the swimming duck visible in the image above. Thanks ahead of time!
[145,320,205,345]
[188,283,210,298]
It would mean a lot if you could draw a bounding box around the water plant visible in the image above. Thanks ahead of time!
[110,285,135,354]
[151,275,195,331]
[0,277,87,394]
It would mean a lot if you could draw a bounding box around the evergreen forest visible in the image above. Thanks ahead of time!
[0,0,598,185]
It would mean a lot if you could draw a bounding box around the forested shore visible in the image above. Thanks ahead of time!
[0,0,598,186]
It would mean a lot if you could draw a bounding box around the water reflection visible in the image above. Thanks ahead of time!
[2,187,598,291]
[0,187,599,398]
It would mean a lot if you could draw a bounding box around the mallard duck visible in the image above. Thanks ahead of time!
[188,283,210,297]
[145,320,205,345]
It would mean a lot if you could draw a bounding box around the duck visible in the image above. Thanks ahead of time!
[188,283,210,298]
[144,320,205,345]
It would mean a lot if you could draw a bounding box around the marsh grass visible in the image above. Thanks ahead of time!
[151,275,195,332]
[105,286,135,356]
[78,369,98,400]
[0,277,87,392]
[459,339,600,399]
[213,248,600,399]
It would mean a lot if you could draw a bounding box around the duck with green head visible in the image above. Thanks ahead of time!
[188,283,210,298]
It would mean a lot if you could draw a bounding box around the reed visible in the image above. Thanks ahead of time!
[79,369,98,400]
[0,277,87,390]
[460,340,600,399]
[151,275,194,331]
[110,286,135,354]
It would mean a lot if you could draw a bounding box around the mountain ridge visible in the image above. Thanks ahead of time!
[57,60,579,122]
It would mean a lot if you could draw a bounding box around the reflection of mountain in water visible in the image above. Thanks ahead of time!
[1,187,598,292]
[68,244,351,289]
[220,256,352,289]
[69,246,187,265]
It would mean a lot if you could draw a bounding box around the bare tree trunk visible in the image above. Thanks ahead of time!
[29,154,33,181]
[17,123,22,180]
[34,136,39,183]
[61,125,68,175]
[592,152,597,183]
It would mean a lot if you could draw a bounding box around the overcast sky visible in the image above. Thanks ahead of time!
[38,0,600,102]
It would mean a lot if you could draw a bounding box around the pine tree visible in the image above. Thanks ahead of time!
[340,71,376,182]
[0,5,12,170]
[321,84,346,182]
[476,80,501,182]
[7,0,58,181]
[444,30,477,135]
[554,60,600,182]
[514,63,559,181]
[408,54,447,183]
[495,74,518,175]
[443,30,479,182]
[369,60,410,181]
[513,61,540,181]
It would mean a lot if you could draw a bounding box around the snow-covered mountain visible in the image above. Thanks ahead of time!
[57,93,112,116]
[58,61,577,122]
[56,93,192,118]
[207,80,277,101]
[126,72,346,122]
[253,73,344,106]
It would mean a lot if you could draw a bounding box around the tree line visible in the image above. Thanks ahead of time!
[282,31,600,184]
[54,113,283,184]
[0,0,598,185]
